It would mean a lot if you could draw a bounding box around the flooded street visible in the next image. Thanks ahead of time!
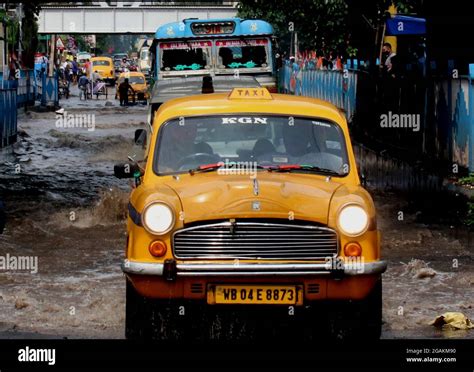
[0,86,146,338]
[0,86,472,339]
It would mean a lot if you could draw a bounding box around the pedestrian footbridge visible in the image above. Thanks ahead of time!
[37,2,238,34]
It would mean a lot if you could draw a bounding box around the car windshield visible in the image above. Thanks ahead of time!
[159,41,211,71]
[216,39,270,69]
[92,60,111,66]
[154,115,349,175]
[119,76,144,84]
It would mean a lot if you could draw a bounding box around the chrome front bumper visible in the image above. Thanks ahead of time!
[122,260,387,277]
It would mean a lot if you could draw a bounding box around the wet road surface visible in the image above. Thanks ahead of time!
[0,85,472,339]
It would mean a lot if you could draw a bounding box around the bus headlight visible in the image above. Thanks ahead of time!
[142,202,175,235]
[337,205,369,237]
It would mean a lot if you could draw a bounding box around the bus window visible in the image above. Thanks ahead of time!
[160,41,211,71]
[140,49,150,61]
[216,39,269,69]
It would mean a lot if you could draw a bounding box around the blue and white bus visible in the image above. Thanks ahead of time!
[151,18,276,91]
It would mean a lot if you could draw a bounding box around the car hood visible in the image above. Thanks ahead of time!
[163,172,344,225]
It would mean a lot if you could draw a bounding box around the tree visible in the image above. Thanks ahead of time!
[238,0,423,60]
[20,2,42,68]
[238,0,349,57]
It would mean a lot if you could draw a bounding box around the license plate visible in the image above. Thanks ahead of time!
[207,285,303,305]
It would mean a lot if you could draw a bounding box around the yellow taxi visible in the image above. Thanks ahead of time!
[90,56,115,85]
[115,71,149,102]
[115,87,387,340]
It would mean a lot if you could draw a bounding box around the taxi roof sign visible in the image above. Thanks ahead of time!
[228,88,273,100]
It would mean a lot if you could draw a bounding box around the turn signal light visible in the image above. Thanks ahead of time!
[344,242,362,257]
[149,240,167,257]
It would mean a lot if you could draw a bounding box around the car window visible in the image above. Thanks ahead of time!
[154,115,349,175]
[92,60,111,66]
[118,76,145,84]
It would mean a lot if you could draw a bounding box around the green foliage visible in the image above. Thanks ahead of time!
[466,200,474,228]
[238,0,422,57]
[459,173,474,186]
[238,0,349,55]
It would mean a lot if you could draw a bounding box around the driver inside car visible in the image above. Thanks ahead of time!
[254,122,344,172]
[158,123,215,172]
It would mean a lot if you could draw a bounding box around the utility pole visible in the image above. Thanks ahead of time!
[16,2,22,63]
[49,34,55,77]
[0,3,8,82]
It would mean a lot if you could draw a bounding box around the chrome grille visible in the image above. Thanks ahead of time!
[173,221,338,260]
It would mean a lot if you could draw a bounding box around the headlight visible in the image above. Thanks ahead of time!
[142,202,175,235]
[337,204,369,236]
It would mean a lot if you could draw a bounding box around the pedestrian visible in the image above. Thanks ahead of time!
[41,55,49,76]
[72,57,78,84]
[91,70,101,83]
[84,59,91,78]
[78,74,89,100]
[118,78,135,106]
[64,63,71,83]
[381,42,398,78]
[120,57,128,72]
[380,42,399,112]
[8,55,20,80]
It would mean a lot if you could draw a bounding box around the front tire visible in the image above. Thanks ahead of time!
[327,278,382,341]
[125,280,188,340]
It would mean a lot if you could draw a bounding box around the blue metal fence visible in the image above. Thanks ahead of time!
[0,88,18,148]
[440,75,474,172]
[278,63,474,172]
[37,74,59,107]
[0,69,36,108]
[278,65,358,120]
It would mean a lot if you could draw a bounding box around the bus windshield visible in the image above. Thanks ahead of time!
[216,39,269,69]
[160,41,211,71]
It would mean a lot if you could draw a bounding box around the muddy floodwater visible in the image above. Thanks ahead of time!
[0,86,472,339]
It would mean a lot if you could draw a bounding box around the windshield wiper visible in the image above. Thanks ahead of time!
[188,162,268,175]
[266,164,343,176]
[188,162,223,175]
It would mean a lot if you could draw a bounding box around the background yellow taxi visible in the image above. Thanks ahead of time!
[90,56,115,85]
[115,71,149,103]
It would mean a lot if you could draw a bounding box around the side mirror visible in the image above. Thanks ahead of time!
[114,162,141,179]
[134,129,147,146]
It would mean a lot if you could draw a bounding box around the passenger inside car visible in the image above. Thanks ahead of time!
[157,122,216,172]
